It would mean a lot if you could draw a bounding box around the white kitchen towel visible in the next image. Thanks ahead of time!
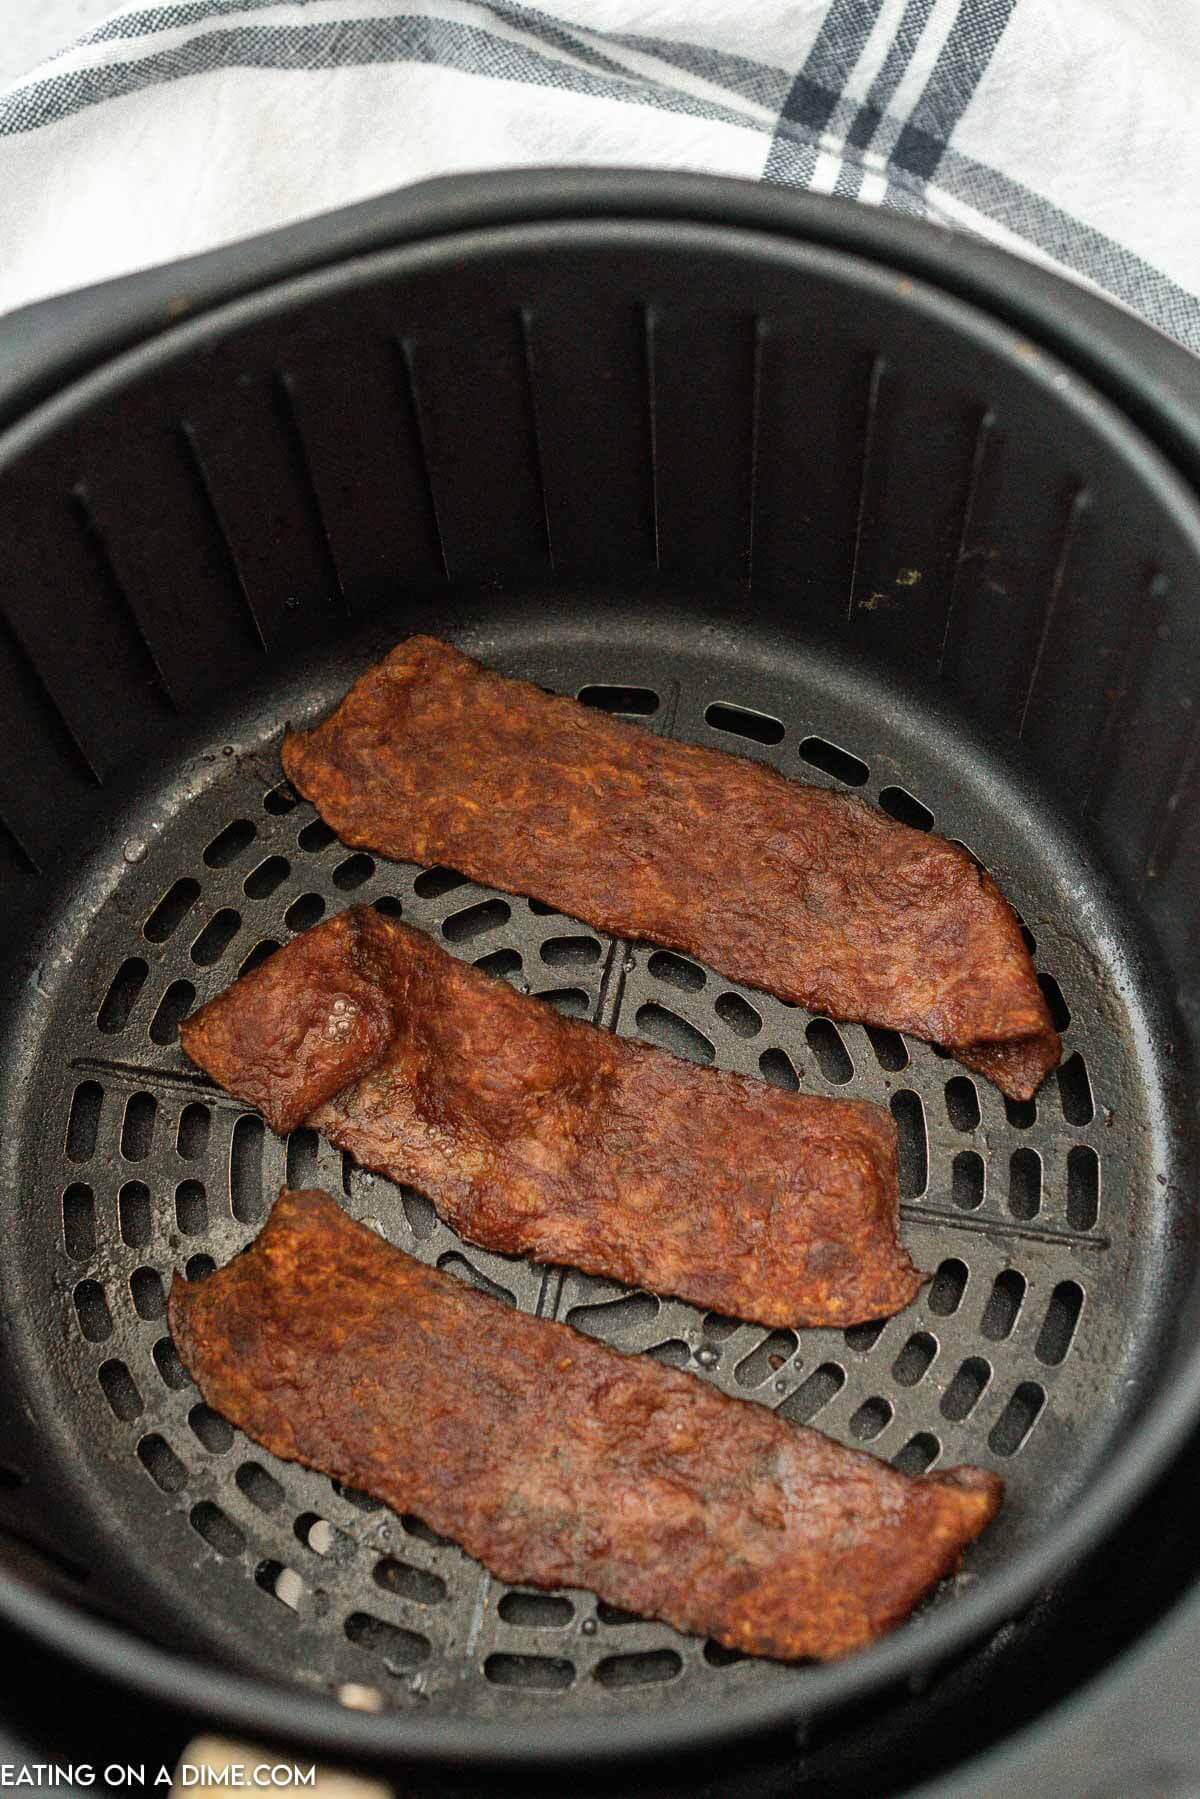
[1,0,1198,349]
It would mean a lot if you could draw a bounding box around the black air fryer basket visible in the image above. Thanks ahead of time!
[2,171,1200,1782]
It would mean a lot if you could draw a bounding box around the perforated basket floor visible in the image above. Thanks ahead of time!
[0,609,1175,1722]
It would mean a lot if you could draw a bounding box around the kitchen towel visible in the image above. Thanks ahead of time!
[0,0,1197,348]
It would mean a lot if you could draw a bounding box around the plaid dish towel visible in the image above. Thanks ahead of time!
[1,0,1198,348]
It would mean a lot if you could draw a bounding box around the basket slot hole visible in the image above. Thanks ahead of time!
[594,1650,681,1689]
[373,1558,448,1605]
[540,935,602,970]
[98,1359,142,1421]
[74,1281,112,1342]
[1008,1148,1042,1220]
[890,1090,927,1197]
[485,1653,573,1691]
[704,1640,749,1667]
[264,781,299,815]
[1066,1145,1100,1230]
[62,1184,96,1260]
[1038,972,1071,1031]
[940,1356,992,1422]
[798,736,868,786]
[346,1611,431,1671]
[928,1258,968,1316]
[702,1313,741,1342]
[236,1461,285,1514]
[596,1601,644,1626]
[1058,1053,1094,1126]
[498,1591,573,1628]
[806,1018,853,1083]
[238,940,279,978]
[66,1081,103,1163]
[1004,1094,1037,1130]
[401,1514,449,1546]
[243,856,290,899]
[258,1562,306,1612]
[400,1188,436,1241]
[98,958,148,1033]
[372,896,404,920]
[177,1103,210,1160]
[878,786,934,831]
[776,1361,845,1425]
[150,979,196,1045]
[191,1501,245,1558]
[865,1026,908,1071]
[635,1003,714,1065]
[704,702,784,746]
[734,1331,797,1388]
[436,1252,516,1308]
[130,1267,166,1320]
[286,1126,320,1189]
[714,991,762,1038]
[475,947,522,980]
[412,865,469,899]
[333,853,375,892]
[189,1402,234,1454]
[566,1292,658,1341]
[191,908,241,966]
[442,899,511,943]
[144,877,200,942]
[988,1381,1046,1456]
[297,819,336,854]
[951,1150,985,1211]
[285,893,325,933]
[121,1093,157,1162]
[892,1432,940,1475]
[981,1270,1027,1341]
[843,1319,886,1354]
[153,1337,190,1390]
[296,1513,352,1559]
[137,1434,186,1493]
[230,1114,265,1223]
[646,950,705,992]
[892,1331,937,1387]
[849,1396,893,1441]
[758,1047,799,1090]
[578,685,659,716]
[185,1254,215,1282]
[645,1338,690,1367]
[118,1181,152,1248]
[944,1077,980,1132]
[538,986,590,1017]
[1036,1280,1084,1366]
[204,820,256,867]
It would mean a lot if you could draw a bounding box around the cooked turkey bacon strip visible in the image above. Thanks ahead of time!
[169,1188,1002,1663]
[180,909,921,1329]
[280,635,1060,1100]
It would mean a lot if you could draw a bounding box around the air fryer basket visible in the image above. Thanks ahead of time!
[1,173,1200,1768]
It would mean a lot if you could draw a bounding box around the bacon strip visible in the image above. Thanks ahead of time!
[180,909,921,1329]
[281,636,1059,1100]
[169,1188,1001,1662]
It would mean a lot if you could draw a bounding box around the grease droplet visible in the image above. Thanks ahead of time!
[123,837,147,864]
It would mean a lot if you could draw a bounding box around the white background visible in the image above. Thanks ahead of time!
[1,1,112,84]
